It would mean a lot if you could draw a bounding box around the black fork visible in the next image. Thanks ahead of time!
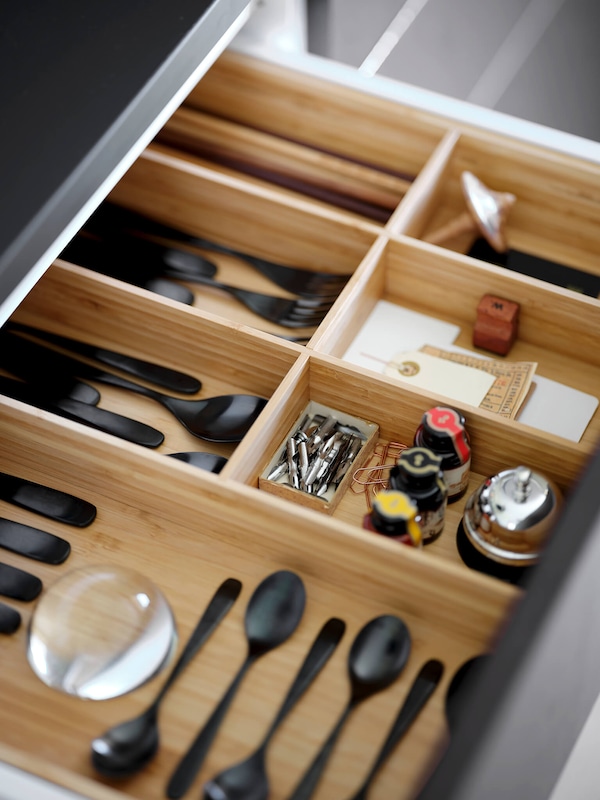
[84,202,352,297]
[170,273,337,328]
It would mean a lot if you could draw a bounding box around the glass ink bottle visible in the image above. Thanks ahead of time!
[389,446,448,544]
[414,406,471,502]
[363,490,422,548]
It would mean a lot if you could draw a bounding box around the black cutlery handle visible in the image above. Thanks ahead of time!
[0,471,96,527]
[289,702,353,800]
[0,562,42,601]
[0,373,98,408]
[349,659,444,799]
[0,376,164,449]
[166,656,255,799]
[58,379,101,405]
[0,602,21,634]
[0,518,70,564]
[0,331,99,404]
[53,397,165,448]
[264,618,346,745]
[0,330,163,402]
[9,323,202,395]
[153,578,242,707]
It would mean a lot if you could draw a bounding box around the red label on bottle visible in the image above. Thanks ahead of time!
[425,407,470,464]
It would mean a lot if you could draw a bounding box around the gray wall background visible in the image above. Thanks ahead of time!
[307,0,600,142]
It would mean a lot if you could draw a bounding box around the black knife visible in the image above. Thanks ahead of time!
[0,330,198,409]
[9,322,201,395]
[0,375,164,449]
[0,471,96,527]
[0,329,141,394]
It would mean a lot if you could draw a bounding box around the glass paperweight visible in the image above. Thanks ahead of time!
[27,564,177,700]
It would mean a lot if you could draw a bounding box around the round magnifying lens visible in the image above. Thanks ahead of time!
[27,564,176,700]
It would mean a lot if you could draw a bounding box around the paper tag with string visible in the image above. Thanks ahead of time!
[419,345,537,419]
[384,350,496,407]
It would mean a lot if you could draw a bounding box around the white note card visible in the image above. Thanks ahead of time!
[517,375,598,442]
[342,300,461,373]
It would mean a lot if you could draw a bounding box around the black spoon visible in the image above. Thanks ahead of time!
[145,277,195,305]
[0,471,96,527]
[166,570,306,799]
[90,577,242,779]
[347,659,444,800]
[168,452,228,473]
[0,332,267,443]
[288,614,412,800]
[445,655,491,735]
[203,617,346,800]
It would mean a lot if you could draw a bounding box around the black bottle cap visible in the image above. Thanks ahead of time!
[419,406,470,462]
[370,490,422,545]
[396,447,442,481]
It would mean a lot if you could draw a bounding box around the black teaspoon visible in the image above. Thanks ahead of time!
[166,570,307,800]
[91,578,242,779]
[203,617,346,800]
[347,659,444,800]
[288,614,412,800]
[145,277,195,305]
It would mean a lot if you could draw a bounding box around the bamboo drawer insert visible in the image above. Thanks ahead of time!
[0,48,598,800]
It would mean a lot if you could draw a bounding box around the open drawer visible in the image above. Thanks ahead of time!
[0,47,599,800]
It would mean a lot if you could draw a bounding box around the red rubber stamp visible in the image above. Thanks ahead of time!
[473,294,520,355]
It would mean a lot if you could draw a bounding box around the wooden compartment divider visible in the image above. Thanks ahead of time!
[158,108,411,220]
[182,51,448,178]
[109,144,382,269]
[387,129,462,238]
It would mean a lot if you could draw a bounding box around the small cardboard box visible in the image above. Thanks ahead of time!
[259,400,379,514]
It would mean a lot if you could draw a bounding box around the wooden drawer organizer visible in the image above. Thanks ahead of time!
[1,49,599,800]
